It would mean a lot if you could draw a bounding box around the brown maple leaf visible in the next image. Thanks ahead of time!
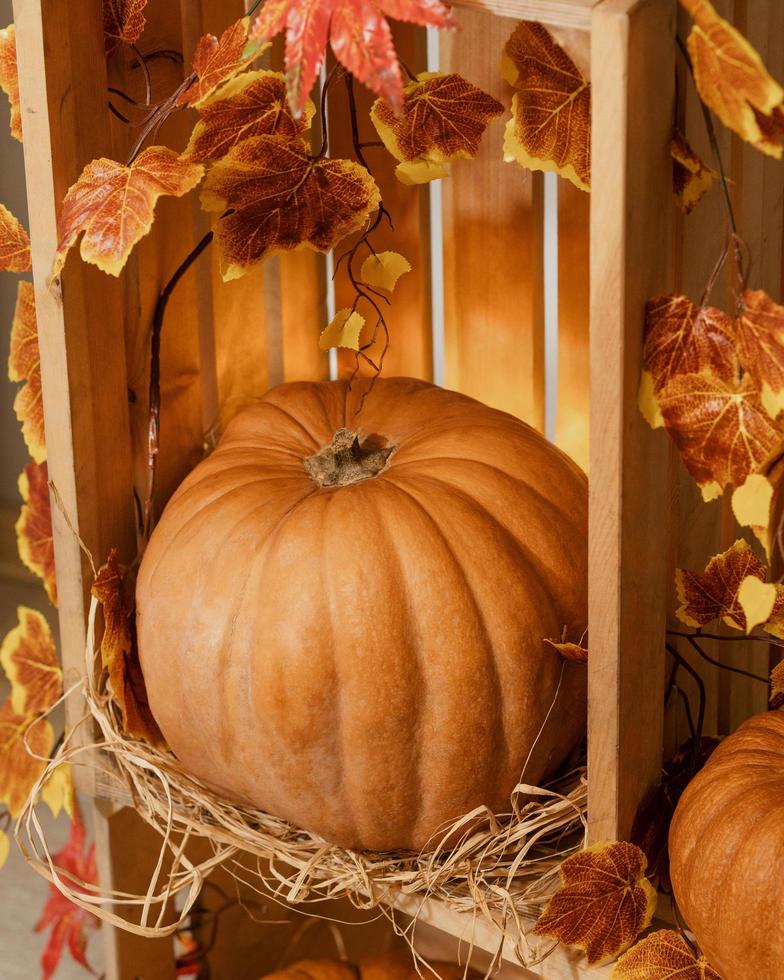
[532,841,657,965]
[0,606,61,717]
[0,24,21,142]
[92,550,165,746]
[658,371,782,499]
[103,0,147,57]
[35,815,99,979]
[675,538,776,631]
[771,660,784,708]
[643,294,738,396]
[612,929,721,979]
[681,0,784,158]
[0,200,31,271]
[201,135,380,280]
[8,281,45,463]
[544,635,588,663]
[16,460,57,606]
[178,17,254,107]
[371,72,503,185]
[54,147,204,278]
[736,287,784,417]
[249,0,456,116]
[671,130,718,214]
[185,70,311,163]
[0,699,53,817]
[502,22,590,192]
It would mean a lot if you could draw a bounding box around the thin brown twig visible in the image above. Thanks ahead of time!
[130,43,152,106]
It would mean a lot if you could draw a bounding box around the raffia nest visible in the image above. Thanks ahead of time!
[16,597,587,969]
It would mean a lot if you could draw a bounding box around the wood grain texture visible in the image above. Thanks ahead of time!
[452,0,598,29]
[588,0,676,843]
[441,10,545,429]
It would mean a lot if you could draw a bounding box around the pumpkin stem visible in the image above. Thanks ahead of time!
[304,429,393,488]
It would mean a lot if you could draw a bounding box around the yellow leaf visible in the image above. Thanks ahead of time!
[738,574,777,633]
[360,251,411,293]
[318,309,365,351]
[0,829,8,870]
[0,606,61,716]
[638,370,664,429]
[682,0,784,157]
[395,158,449,186]
[41,763,76,819]
[732,473,773,530]
[671,130,717,214]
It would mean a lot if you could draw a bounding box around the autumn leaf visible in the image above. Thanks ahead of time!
[671,130,717,214]
[201,135,380,280]
[532,841,657,965]
[544,636,588,663]
[736,288,784,417]
[0,24,21,142]
[178,17,255,107]
[41,764,76,820]
[103,0,147,56]
[0,200,31,271]
[612,929,721,980]
[35,815,99,980]
[185,70,312,163]
[0,606,61,716]
[502,22,590,192]
[675,538,777,631]
[54,147,204,278]
[0,830,8,871]
[771,660,784,708]
[658,371,782,500]
[371,72,503,185]
[0,700,53,817]
[360,251,411,292]
[249,0,456,116]
[92,550,165,746]
[681,0,784,158]
[732,472,774,535]
[16,461,57,606]
[319,309,366,351]
[8,281,45,463]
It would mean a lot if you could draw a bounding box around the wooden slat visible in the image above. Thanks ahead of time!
[588,0,675,843]
[556,181,590,471]
[328,25,433,383]
[452,0,599,30]
[441,9,545,429]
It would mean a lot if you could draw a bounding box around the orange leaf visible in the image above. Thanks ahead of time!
[185,70,312,163]
[0,699,53,817]
[682,0,784,158]
[8,281,45,463]
[103,0,147,57]
[0,24,21,142]
[16,460,57,606]
[201,135,380,281]
[658,371,782,500]
[0,606,61,716]
[35,816,99,979]
[671,130,717,214]
[771,660,784,709]
[736,288,784,417]
[612,929,721,980]
[643,294,737,396]
[544,636,588,663]
[0,200,31,271]
[249,0,456,116]
[502,22,590,192]
[532,841,657,964]
[675,538,778,631]
[54,147,204,278]
[371,72,503,185]
[92,550,165,747]
[178,17,253,107]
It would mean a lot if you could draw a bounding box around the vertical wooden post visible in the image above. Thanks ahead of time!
[588,0,676,842]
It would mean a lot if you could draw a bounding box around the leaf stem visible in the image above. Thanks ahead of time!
[667,628,784,649]
[142,230,214,543]
[665,642,706,777]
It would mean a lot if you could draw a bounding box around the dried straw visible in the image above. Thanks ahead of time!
[15,597,587,968]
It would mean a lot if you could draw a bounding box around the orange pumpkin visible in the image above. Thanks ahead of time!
[669,709,784,980]
[137,378,588,850]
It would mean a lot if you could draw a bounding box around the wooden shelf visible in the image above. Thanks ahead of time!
[452,0,598,28]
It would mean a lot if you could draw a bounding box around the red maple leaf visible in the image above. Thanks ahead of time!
[35,816,99,979]
[249,0,457,115]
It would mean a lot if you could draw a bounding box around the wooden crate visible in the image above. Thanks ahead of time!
[11,0,783,976]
